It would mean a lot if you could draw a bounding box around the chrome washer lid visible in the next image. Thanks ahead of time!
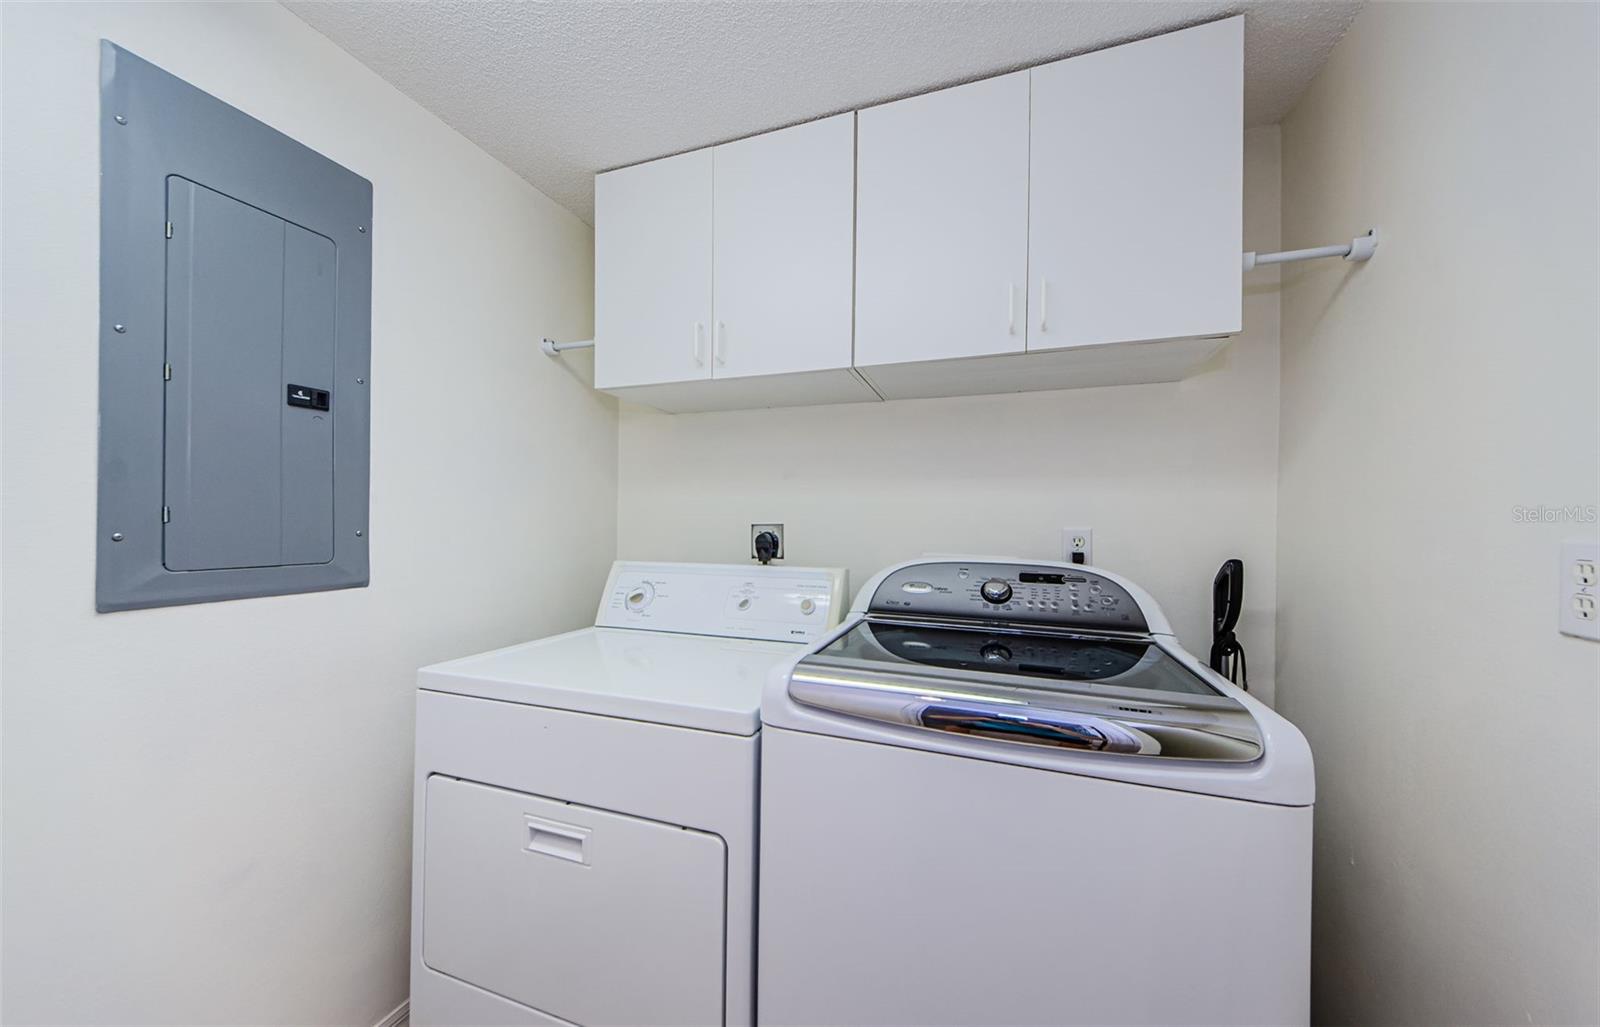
[790,618,1263,762]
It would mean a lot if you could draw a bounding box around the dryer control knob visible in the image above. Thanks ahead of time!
[980,579,1012,605]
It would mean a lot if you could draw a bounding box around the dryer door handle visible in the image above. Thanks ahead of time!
[524,814,591,865]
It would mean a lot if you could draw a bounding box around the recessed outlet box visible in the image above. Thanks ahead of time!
[1560,539,1599,641]
[1062,527,1094,567]
[751,523,784,562]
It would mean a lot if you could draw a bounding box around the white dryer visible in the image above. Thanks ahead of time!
[411,561,847,1027]
[759,557,1314,1027]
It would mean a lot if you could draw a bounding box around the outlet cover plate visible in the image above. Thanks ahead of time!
[1560,539,1599,641]
[1062,527,1094,567]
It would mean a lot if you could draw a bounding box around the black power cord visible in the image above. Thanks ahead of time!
[1212,636,1247,691]
[1208,559,1248,691]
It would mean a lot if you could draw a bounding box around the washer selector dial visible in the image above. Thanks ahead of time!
[980,578,1013,605]
[624,582,655,612]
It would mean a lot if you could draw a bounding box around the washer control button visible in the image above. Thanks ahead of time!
[900,581,935,594]
[799,597,817,615]
[625,582,655,611]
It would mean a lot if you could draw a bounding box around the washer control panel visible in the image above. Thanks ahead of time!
[869,561,1149,633]
[597,561,847,641]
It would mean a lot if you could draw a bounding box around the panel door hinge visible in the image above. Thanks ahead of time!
[161,505,171,524]
[163,362,172,381]
[165,221,173,239]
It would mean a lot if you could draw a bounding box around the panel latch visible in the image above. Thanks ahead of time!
[286,384,330,411]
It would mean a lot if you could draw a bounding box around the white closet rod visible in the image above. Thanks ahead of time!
[541,338,595,356]
[1244,229,1378,271]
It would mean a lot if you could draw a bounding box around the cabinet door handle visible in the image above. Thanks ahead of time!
[714,322,726,366]
[694,322,705,366]
[1039,279,1049,333]
[1008,284,1017,335]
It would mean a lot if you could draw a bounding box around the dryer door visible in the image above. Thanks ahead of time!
[422,776,727,1026]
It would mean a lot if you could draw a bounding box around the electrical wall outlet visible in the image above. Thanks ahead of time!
[1560,539,1599,641]
[751,523,784,562]
[1062,527,1094,567]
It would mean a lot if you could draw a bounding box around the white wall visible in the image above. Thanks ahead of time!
[0,4,616,1024]
[618,128,1284,701]
[1275,4,1600,1024]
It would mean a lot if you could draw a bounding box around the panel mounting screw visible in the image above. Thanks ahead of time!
[355,377,365,385]
[113,324,126,334]
[355,529,364,537]
[357,225,366,233]
[113,114,127,125]
[111,532,125,542]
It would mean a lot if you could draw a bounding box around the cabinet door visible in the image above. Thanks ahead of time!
[1029,16,1243,350]
[594,149,713,389]
[713,114,854,379]
[855,72,1030,367]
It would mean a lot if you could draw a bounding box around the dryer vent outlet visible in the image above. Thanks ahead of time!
[751,524,784,563]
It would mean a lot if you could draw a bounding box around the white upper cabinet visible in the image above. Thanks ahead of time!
[712,114,855,380]
[1028,17,1243,350]
[594,149,714,389]
[854,71,1031,368]
[591,19,1246,411]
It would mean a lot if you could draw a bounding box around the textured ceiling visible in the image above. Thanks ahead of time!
[286,0,1361,224]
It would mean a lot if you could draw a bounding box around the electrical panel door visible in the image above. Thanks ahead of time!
[163,178,338,571]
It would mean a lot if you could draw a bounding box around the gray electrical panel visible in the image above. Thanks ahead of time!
[97,42,372,612]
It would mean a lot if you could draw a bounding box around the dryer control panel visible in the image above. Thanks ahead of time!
[869,561,1149,633]
[597,561,847,642]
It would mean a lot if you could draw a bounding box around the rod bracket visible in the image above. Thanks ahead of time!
[541,337,595,357]
[1345,228,1379,262]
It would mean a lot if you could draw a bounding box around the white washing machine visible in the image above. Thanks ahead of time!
[759,557,1314,1027]
[410,561,847,1027]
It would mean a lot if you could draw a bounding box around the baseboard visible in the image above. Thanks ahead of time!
[373,999,409,1027]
